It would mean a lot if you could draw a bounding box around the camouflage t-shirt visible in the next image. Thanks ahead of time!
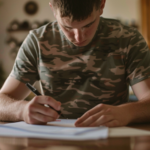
[11,17,150,119]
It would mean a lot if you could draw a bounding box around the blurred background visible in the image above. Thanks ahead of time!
[0,0,146,100]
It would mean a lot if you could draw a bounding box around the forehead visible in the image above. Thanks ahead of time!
[55,8,99,27]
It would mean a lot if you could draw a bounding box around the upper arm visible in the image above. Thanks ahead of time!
[132,78,150,100]
[0,76,31,100]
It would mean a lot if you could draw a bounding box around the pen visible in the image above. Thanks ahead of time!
[26,83,62,115]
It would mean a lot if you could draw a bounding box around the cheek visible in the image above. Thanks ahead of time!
[67,32,74,38]
[62,29,74,39]
[85,27,96,37]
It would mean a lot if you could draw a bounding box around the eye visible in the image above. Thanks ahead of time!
[86,25,91,28]
[85,24,92,28]
[65,27,72,30]
[81,24,91,31]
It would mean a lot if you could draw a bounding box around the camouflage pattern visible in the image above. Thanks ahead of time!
[10,17,150,119]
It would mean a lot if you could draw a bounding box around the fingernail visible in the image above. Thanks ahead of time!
[58,102,61,105]
[58,102,61,108]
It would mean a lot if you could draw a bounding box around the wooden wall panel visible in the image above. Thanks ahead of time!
[141,0,150,48]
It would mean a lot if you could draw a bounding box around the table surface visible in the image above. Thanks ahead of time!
[0,122,150,150]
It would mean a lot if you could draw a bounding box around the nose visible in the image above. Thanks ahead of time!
[74,29,84,43]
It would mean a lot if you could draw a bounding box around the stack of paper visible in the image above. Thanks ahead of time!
[0,119,108,140]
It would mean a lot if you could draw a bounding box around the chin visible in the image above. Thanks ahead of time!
[73,41,90,47]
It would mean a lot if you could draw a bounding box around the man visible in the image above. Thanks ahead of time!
[0,0,150,127]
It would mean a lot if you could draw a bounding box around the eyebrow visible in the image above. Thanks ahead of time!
[83,19,96,28]
[64,19,96,29]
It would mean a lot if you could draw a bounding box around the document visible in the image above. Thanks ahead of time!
[0,119,108,140]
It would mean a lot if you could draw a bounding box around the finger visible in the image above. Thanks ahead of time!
[26,117,47,125]
[31,103,60,119]
[32,112,56,123]
[75,112,112,127]
[89,115,114,127]
[33,96,61,111]
[75,104,110,125]
[75,112,100,127]
[102,120,120,127]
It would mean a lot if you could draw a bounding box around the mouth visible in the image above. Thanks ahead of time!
[74,40,86,46]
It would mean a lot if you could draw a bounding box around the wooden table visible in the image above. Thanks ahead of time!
[0,123,150,150]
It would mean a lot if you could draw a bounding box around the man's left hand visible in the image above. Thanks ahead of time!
[75,104,131,127]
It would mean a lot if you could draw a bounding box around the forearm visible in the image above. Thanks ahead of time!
[0,93,27,122]
[118,98,150,124]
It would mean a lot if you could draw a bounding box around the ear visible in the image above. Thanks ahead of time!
[99,0,106,15]
[49,2,53,10]
[49,2,56,17]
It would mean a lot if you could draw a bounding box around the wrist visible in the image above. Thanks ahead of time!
[16,100,28,121]
[118,103,136,125]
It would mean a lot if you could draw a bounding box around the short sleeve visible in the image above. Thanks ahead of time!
[10,32,40,84]
[126,29,150,86]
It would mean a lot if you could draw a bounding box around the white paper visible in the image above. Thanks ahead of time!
[47,119,77,127]
[0,119,108,140]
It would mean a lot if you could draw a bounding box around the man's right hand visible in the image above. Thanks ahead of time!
[22,96,61,124]
[0,76,61,124]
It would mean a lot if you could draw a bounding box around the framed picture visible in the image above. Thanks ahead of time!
[24,1,38,15]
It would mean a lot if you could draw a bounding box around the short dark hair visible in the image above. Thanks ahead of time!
[51,0,102,21]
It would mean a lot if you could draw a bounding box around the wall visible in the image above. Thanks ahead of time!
[0,0,55,77]
[103,0,141,29]
[0,0,141,78]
